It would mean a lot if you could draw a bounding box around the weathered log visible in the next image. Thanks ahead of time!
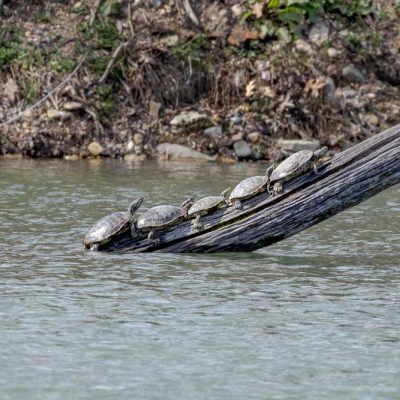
[100,124,400,253]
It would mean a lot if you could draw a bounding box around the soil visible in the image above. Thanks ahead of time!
[1,0,400,162]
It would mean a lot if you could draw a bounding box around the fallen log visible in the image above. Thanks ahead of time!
[100,124,400,253]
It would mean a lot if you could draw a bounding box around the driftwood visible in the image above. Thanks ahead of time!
[100,124,400,253]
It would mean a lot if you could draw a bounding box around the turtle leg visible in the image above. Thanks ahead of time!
[234,200,242,210]
[131,222,138,239]
[191,215,204,231]
[313,161,319,173]
[273,182,283,194]
[146,230,160,245]
[86,243,99,251]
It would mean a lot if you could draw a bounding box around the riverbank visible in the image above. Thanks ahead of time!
[1,0,400,162]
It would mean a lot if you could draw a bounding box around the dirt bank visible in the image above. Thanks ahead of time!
[1,0,400,162]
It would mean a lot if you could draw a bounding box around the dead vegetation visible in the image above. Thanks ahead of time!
[1,0,400,160]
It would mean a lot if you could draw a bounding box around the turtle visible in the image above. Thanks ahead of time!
[267,147,328,194]
[188,188,230,231]
[133,197,194,244]
[228,166,274,210]
[83,197,143,251]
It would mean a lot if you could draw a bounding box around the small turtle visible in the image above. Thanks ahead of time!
[188,188,230,231]
[84,197,143,251]
[133,197,194,244]
[228,166,274,210]
[268,147,328,194]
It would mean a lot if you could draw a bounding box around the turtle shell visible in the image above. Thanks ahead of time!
[137,205,185,230]
[188,196,225,217]
[84,211,130,246]
[270,150,313,183]
[229,175,266,203]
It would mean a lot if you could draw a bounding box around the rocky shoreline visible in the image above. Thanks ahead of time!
[1,1,400,162]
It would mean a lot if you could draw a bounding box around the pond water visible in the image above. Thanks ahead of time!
[0,159,399,399]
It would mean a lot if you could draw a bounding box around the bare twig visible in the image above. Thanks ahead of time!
[175,0,202,29]
[99,42,125,83]
[0,51,89,127]
[0,0,101,127]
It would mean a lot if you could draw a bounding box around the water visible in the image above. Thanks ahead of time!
[1,159,399,400]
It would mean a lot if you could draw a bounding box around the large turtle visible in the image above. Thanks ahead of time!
[84,197,143,250]
[188,188,230,231]
[268,147,328,194]
[228,166,274,210]
[133,197,194,244]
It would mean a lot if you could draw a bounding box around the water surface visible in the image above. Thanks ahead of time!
[1,159,399,399]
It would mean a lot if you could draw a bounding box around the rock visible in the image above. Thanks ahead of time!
[47,109,72,120]
[88,141,104,156]
[233,69,248,89]
[231,132,244,142]
[309,23,329,46]
[156,143,214,162]
[231,4,243,17]
[64,154,80,161]
[63,102,82,111]
[342,64,365,84]
[160,34,179,47]
[327,47,339,58]
[21,109,35,121]
[124,154,147,162]
[233,140,252,158]
[295,39,313,55]
[133,133,144,146]
[204,126,222,139]
[170,111,210,128]
[324,77,336,100]
[247,132,261,143]
[277,139,320,153]
[364,113,379,126]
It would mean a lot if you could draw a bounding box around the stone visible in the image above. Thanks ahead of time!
[133,133,144,146]
[88,141,104,156]
[309,23,329,46]
[21,109,35,121]
[327,47,339,58]
[231,132,244,142]
[295,39,313,55]
[63,102,82,111]
[156,143,215,162]
[204,126,222,139]
[277,139,320,153]
[342,64,365,84]
[124,154,147,162]
[47,109,72,120]
[233,140,252,158]
[364,113,379,126]
[247,131,261,143]
[231,4,243,17]
[324,77,336,100]
[64,154,80,161]
[170,111,210,128]
[160,34,179,47]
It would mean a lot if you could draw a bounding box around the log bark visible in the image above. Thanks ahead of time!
[100,124,400,253]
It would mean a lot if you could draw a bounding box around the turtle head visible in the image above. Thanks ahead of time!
[180,196,195,212]
[128,197,143,216]
[265,165,275,181]
[313,146,328,160]
[221,187,231,199]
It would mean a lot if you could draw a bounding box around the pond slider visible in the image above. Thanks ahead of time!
[228,166,274,210]
[133,197,194,244]
[268,147,328,194]
[84,197,143,250]
[188,188,230,230]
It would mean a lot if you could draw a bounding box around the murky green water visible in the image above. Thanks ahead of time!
[1,159,399,399]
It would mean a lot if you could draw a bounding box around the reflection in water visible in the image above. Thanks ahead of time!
[0,159,399,400]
